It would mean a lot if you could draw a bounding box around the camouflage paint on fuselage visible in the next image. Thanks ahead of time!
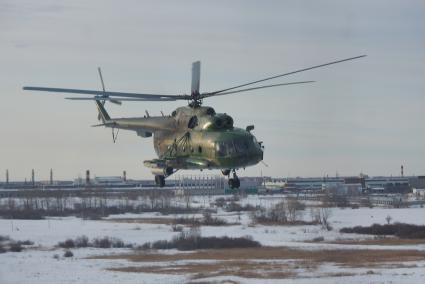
[107,105,264,171]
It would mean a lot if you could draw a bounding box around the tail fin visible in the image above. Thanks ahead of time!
[95,100,111,122]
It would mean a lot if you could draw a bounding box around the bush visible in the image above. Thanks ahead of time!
[145,229,260,251]
[171,224,184,232]
[92,237,127,248]
[340,223,425,239]
[0,235,10,242]
[63,250,73,257]
[225,202,256,212]
[202,212,227,226]
[311,236,325,242]
[0,244,6,254]
[57,236,131,249]
[9,243,23,252]
[75,236,89,248]
[17,240,34,246]
[58,239,75,249]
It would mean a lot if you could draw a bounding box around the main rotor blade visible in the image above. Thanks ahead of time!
[23,86,190,100]
[200,81,315,98]
[207,55,366,95]
[65,97,177,102]
[97,67,106,92]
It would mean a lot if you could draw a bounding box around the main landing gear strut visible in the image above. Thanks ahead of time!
[155,175,165,187]
[222,169,240,189]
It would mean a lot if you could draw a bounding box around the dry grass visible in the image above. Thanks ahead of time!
[89,247,425,264]
[109,260,297,279]
[325,238,425,246]
[88,246,425,279]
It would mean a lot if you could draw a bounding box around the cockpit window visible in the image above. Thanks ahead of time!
[216,139,249,157]
[234,139,249,153]
[216,140,235,157]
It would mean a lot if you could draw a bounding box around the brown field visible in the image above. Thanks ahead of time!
[88,246,425,280]
[324,238,425,246]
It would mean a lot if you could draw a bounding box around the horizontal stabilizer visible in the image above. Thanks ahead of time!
[91,121,117,127]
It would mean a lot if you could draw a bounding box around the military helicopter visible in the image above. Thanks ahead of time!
[23,55,365,188]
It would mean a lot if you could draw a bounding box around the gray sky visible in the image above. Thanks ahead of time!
[1,0,424,180]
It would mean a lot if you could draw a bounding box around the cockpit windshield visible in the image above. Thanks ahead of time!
[216,139,250,157]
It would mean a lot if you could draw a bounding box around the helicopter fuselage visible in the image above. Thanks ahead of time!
[154,106,263,170]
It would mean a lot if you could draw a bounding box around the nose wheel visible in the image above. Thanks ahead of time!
[227,169,240,189]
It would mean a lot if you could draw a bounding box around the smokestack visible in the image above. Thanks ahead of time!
[401,165,404,177]
[86,170,90,185]
[123,170,127,182]
[50,168,53,185]
[6,169,9,184]
[31,169,35,187]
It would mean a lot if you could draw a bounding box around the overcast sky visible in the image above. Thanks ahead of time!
[1,0,424,181]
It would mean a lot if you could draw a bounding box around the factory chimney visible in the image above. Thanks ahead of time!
[6,169,9,184]
[50,168,53,185]
[31,169,35,187]
[123,170,127,182]
[401,165,404,177]
[86,170,90,185]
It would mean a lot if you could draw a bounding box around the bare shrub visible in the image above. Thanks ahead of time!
[63,250,73,257]
[340,223,425,239]
[171,224,184,232]
[214,197,226,208]
[0,235,10,242]
[17,240,34,246]
[251,200,312,225]
[286,197,305,222]
[0,244,6,254]
[146,231,260,251]
[92,237,114,248]
[311,236,325,242]
[57,236,131,249]
[320,207,332,231]
[202,212,227,226]
[75,236,89,247]
[58,239,75,249]
[225,202,256,212]
[386,215,393,225]
[9,242,23,252]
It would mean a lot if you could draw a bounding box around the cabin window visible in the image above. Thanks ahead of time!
[188,116,198,129]
[206,108,215,115]
[215,141,236,157]
[198,146,202,153]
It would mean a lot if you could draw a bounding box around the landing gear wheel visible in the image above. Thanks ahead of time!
[228,170,240,189]
[155,175,165,187]
[221,169,231,176]
[228,178,241,189]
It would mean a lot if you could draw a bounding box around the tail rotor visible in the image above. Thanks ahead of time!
[96,67,121,121]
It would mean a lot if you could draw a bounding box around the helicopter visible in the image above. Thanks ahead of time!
[23,55,365,188]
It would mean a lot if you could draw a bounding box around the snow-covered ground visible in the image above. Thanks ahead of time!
[1,194,425,283]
